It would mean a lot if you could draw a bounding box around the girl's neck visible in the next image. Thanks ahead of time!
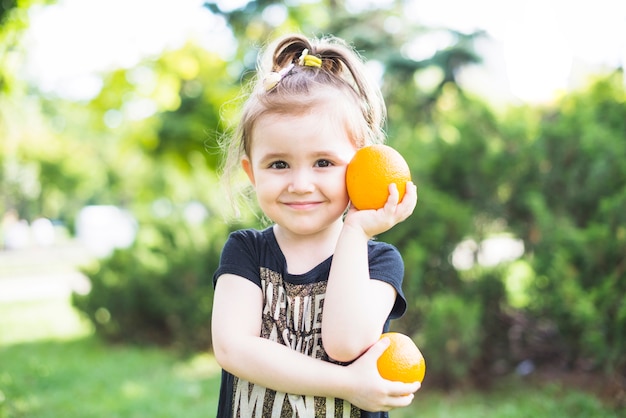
[273,220,343,275]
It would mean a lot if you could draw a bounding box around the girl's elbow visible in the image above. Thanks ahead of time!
[322,332,369,363]
[212,338,238,371]
[325,346,361,363]
[212,343,228,368]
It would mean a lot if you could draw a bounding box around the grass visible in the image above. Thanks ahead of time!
[0,298,221,418]
[395,382,621,418]
[0,297,622,418]
[0,338,221,418]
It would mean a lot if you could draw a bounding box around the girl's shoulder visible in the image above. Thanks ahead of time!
[224,227,281,260]
[227,226,274,244]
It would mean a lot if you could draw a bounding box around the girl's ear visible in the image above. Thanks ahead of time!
[241,156,255,186]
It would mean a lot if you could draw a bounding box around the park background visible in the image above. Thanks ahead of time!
[1,0,625,416]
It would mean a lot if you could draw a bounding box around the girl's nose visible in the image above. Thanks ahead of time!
[287,168,315,193]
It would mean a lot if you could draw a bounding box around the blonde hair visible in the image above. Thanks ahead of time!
[220,33,387,217]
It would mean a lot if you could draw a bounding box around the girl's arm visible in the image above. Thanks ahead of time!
[211,273,419,412]
[322,182,418,362]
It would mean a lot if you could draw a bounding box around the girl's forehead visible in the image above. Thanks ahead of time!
[256,93,356,133]
[250,110,357,157]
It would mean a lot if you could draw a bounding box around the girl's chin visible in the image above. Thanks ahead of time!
[275,219,343,236]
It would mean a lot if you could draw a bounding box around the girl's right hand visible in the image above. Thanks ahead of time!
[343,337,421,412]
[344,181,418,239]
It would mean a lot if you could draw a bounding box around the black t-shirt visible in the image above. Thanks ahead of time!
[212,227,407,418]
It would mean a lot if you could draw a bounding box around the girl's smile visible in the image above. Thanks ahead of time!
[282,200,323,210]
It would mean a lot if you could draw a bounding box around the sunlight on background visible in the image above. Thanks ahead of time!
[0,298,93,344]
[22,0,235,100]
[21,0,626,103]
[406,0,626,103]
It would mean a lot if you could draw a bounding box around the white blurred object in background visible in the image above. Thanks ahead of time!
[75,205,137,258]
[2,219,31,250]
[31,217,56,247]
[452,236,525,270]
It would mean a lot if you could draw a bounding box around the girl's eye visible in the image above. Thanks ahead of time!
[315,159,333,168]
[270,161,288,169]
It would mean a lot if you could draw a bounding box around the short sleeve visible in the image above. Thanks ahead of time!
[213,230,263,289]
[368,241,407,319]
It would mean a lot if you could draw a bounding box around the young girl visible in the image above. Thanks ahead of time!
[212,33,419,417]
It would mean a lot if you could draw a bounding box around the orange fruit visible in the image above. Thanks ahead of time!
[377,332,426,383]
[346,144,412,210]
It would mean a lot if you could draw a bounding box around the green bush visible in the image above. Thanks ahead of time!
[501,71,626,373]
[73,213,229,352]
[384,73,626,391]
[418,293,482,388]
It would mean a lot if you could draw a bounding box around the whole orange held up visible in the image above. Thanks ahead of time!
[346,144,412,210]
[377,332,426,383]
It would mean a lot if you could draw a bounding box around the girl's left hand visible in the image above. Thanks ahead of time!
[344,181,418,238]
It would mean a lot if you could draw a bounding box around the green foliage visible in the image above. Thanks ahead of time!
[380,86,513,387]
[418,293,482,388]
[73,213,228,352]
[383,71,626,389]
[500,71,626,373]
[89,45,238,172]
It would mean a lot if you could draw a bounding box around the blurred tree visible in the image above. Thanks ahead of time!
[152,45,238,172]
[205,0,484,107]
[0,0,57,93]
[0,0,61,222]
[0,0,16,22]
[80,42,240,216]
[0,0,25,94]
[500,71,626,374]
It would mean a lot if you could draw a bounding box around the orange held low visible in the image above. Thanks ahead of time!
[346,144,412,210]
[377,332,426,383]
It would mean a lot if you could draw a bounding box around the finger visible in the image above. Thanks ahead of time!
[393,382,422,397]
[404,181,417,200]
[388,380,421,396]
[381,185,400,218]
[409,181,418,203]
[387,183,400,205]
[398,182,418,211]
[380,390,416,411]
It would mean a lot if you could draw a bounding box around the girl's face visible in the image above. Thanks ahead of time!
[242,109,356,238]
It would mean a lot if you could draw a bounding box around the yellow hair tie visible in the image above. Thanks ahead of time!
[298,49,322,68]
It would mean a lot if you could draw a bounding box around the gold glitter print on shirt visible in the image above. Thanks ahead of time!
[230,267,360,417]
[260,267,327,359]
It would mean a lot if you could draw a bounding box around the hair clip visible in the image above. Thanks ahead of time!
[298,49,322,68]
[263,63,295,91]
